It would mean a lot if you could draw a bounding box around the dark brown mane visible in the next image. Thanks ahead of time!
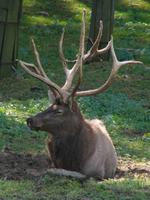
[50,117,95,172]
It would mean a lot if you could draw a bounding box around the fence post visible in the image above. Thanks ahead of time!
[0,0,22,78]
[88,0,115,60]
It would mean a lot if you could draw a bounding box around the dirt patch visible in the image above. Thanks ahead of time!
[116,157,150,178]
[0,149,50,180]
[0,149,149,180]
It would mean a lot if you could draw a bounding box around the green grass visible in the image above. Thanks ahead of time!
[0,176,149,200]
[0,0,150,199]
[114,0,150,63]
[0,180,36,200]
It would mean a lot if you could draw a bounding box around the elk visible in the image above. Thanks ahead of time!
[18,10,142,179]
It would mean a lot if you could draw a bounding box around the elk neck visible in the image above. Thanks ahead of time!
[50,107,96,171]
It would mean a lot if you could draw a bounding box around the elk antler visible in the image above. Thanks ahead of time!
[18,10,86,103]
[18,9,142,103]
[75,37,142,97]
[59,20,111,65]
[82,20,111,63]
[18,39,64,101]
[60,9,86,93]
[59,10,142,97]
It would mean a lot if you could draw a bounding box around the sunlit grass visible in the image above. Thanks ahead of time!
[23,0,36,7]
[23,15,67,26]
[116,0,150,10]
[130,0,150,10]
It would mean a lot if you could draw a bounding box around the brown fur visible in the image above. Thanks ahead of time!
[27,101,117,179]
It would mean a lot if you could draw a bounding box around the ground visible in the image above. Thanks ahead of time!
[0,0,150,199]
[0,149,150,200]
[0,149,150,181]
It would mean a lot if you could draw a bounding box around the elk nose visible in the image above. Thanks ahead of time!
[27,117,33,128]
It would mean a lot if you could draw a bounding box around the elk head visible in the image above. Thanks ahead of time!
[18,10,142,135]
[26,99,83,135]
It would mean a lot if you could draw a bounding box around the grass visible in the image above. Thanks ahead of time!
[114,0,150,63]
[0,0,150,199]
[0,176,149,200]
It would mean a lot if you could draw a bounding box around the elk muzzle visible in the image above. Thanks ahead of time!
[27,117,42,131]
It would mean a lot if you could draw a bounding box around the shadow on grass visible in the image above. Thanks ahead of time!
[144,0,150,3]
[0,112,47,153]
[24,0,75,20]
[77,0,92,7]
[0,76,48,101]
[115,0,150,23]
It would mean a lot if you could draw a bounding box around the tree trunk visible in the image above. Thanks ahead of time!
[0,0,22,78]
[88,0,115,61]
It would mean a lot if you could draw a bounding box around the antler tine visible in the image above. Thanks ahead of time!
[19,60,63,96]
[62,9,86,93]
[110,37,142,68]
[83,20,111,63]
[59,28,70,77]
[59,20,111,66]
[17,61,41,75]
[75,37,142,97]
[31,38,62,100]
[18,37,65,100]
[68,10,86,98]
[31,38,49,78]
[87,20,103,55]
